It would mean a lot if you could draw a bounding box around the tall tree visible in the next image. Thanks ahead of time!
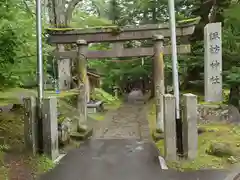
[47,0,83,27]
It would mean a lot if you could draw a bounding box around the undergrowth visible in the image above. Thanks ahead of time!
[0,107,54,178]
[147,98,240,171]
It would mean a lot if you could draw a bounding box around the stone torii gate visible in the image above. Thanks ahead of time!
[47,22,196,133]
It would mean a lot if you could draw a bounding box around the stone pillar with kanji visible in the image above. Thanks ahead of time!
[204,22,222,102]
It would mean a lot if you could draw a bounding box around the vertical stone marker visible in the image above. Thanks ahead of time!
[76,39,88,131]
[182,93,198,159]
[153,35,165,131]
[42,97,59,161]
[204,22,222,102]
[23,97,38,155]
[163,94,177,161]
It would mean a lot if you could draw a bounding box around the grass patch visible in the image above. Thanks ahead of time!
[147,99,156,134]
[0,110,24,148]
[0,107,54,177]
[156,123,240,171]
[88,112,105,121]
[0,148,8,179]
[0,166,8,180]
[87,88,121,121]
[0,87,79,106]
[147,98,240,171]
[181,89,230,105]
[28,155,55,175]
[93,88,121,106]
[0,87,120,177]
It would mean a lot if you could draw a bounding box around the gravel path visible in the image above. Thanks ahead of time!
[93,102,150,141]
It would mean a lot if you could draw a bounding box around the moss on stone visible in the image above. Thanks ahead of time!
[167,123,240,171]
[46,18,199,34]
[152,131,164,142]
[177,17,201,25]
[206,142,235,157]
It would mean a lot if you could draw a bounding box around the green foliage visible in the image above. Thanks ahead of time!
[0,0,50,89]
[1,0,239,109]
[71,11,112,28]
[32,155,55,174]
[222,3,240,88]
[75,0,240,100]
[93,88,118,104]
[165,123,240,170]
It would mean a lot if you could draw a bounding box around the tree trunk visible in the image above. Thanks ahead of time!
[228,85,240,112]
[47,0,82,90]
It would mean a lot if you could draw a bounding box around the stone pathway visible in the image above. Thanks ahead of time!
[39,94,233,180]
[93,102,150,141]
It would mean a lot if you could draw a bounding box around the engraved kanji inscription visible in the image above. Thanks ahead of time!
[210,76,220,84]
[210,45,220,54]
[209,32,220,40]
[210,60,220,68]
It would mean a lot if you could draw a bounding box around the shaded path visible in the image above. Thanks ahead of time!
[93,102,150,141]
[39,94,233,180]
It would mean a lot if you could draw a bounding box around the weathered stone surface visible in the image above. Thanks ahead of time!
[76,40,88,131]
[152,131,164,142]
[58,56,71,90]
[93,103,150,141]
[42,97,59,160]
[197,104,228,122]
[70,128,93,141]
[154,35,165,131]
[23,97,38,155]
[182,93,198,159]
[197,104,240,123]
[228,105,240,124]
[58,118,71,145]
[77,124,88,133]
[163,94,177,161]
[87,101,104,113]
[206,142,234,157]
[204,22,222,102]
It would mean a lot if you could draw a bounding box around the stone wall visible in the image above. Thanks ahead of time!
[197,104,228,122]
[198,103,240,125]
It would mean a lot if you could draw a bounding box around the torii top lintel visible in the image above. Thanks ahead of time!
[46,21,197,44]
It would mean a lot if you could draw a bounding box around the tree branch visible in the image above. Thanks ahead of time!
[22,0,35,17]
[208,0,217,23]
[65,0,83,26]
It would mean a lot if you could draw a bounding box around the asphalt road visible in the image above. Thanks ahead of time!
[39,139,230,180]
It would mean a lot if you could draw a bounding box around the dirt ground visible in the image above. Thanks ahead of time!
[0,109,54,180]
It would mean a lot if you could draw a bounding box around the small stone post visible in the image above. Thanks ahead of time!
[153,35,165,131]
[182,93,198,159]
[76,39,88,131]
[113,85,118,98]
[23,97,38,155]
[42,97,59,160]
[163,94,177,161]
